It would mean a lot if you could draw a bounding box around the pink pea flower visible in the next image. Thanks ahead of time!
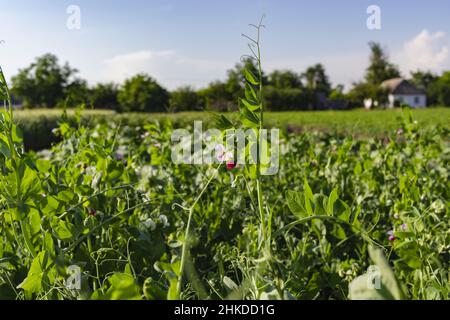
[387,230,395,241]
[401,223,407,231]
[226,162,236,170]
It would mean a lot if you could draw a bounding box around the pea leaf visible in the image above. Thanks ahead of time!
[239,97,260,112]
[244,69,259,85]
[349,245,405,300]
[286,190,308,218]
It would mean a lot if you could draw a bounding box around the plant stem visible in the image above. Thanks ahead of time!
[177,164,220,298]
[255,18,267,249]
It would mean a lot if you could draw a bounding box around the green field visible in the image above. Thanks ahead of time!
[13,107,450,142]
[1,106,448,300]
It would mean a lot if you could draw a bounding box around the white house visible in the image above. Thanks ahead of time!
[381,77,426,108]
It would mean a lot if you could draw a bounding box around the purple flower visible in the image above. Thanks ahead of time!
[401,223,407,231]
[387,230,395,241]
[115,153,124,160]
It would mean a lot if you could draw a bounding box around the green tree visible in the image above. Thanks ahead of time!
[197,81,233,111]
[11,53,80,108]
[264,86,307,111]
[434,71,450,106]
[410,70,439,106]
[301,64,331,109]
[89,83,119,110]
[365,42,400,85]
[117,74,169,112]
[268,70,302,89]
[347,82,388,108]
[169,86,199,112]
[65,78,89,107]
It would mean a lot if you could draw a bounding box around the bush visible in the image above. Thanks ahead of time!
[169,86,200,111]
[90,83,120,110]
[118,74,169,112]
[264,86,308,111]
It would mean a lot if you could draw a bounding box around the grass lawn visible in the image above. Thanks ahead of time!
[12,107,450,137]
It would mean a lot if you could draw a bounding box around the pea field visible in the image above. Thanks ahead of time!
[1,61,449,300]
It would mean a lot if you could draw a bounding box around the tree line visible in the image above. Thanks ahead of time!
[10,42,450,112]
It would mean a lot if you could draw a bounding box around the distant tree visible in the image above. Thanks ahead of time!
[65,78,89,107]
[301,64,331,109]
[365,42,401,85]
[268,70,302,89]
[169,86,199,112]
[117,74,169,112]
[302,64,331,94]
[197,81,232,111]
[410,70,439,106]
[11,53,80,108]
[329,84,345,100]
[89,83,119,110]
[347,82,388,108]
[433,71,450,106]
[264,86,307,111]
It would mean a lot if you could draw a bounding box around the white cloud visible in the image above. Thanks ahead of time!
[394,30,450,74]
[101,50,230,89]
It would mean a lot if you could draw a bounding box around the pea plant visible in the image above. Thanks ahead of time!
[0,20,448,300]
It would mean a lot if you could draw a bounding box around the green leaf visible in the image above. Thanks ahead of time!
[167,277,179,300]
[286,190,308,218]
[17,251,51,294]
[239,97,260,111]
[51,218,75,241]
[143,277,167,300]
[57,189,77,203]
[104,273,142,300]
[244,69,259,85]
[245,82,258,101]
[336,199,351,222]
[0,138,11,159]
[349,245,405,300]
[239,108,260,128]
[209,113,234,130]
[327,187,338,216]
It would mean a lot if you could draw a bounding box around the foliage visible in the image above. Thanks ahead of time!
[11,54,83,108]
[410,70,439,106]
[364,42,401,86]
[89,83,120,110]
[117,74,169,112]
[169,86,200,112]
[434,71,450,106]
[0,25,449,301]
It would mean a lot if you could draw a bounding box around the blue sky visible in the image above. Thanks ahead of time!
[1,0,449,90]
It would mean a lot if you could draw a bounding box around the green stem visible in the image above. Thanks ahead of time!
[255,20,267,250]
[177,164,220,298]
[256,179,266,246]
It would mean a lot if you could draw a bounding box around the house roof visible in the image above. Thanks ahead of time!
[381,77,425,95]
